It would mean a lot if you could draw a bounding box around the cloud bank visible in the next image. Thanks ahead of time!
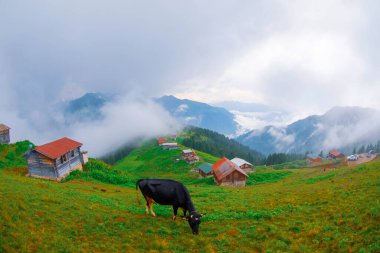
[1,0,380,155]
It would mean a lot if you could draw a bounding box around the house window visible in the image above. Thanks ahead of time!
[60,156,64,164]
[71,150,74,157]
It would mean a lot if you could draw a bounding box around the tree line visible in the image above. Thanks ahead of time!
[181,126,264,165]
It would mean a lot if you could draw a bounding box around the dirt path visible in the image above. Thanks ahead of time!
[347,154,377,166]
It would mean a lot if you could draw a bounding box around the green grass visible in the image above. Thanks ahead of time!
[1,141,380,252]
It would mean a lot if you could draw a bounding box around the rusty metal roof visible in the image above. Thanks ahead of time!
[0,124,10,131]
[212,157,248,181]
[329,149,342,157]
[34,137,82,159]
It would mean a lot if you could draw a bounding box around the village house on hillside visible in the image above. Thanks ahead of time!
[0,124,10,144]
[328,149,344,159]
[196,162,213,178]
[231,157,254,173]
[306,154,323,164]
[212,157,248,187]
[157,137,167,145]
[25,137,85,180]
[161,142,179,150]
[181,149,199,164]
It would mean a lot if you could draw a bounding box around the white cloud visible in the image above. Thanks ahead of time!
[71,96,181,156]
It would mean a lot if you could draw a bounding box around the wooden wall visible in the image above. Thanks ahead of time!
[56,148,83,178]
[27,151,57,179]
[215,171,247,187]
[0,130,10,144]
[27,147,84,180]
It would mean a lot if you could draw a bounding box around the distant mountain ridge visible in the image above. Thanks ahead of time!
[155,95,239,136]
[63,92,113,124]
[236,106,380,154]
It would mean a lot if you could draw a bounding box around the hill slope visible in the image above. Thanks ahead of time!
[1,142,379,252]
[178,126,264,165]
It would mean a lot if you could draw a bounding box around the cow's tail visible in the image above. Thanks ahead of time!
[136,179,142,206]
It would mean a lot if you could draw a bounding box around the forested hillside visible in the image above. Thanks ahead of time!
[179,126,264,165]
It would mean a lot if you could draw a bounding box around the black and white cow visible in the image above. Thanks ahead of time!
[136,179,203,235]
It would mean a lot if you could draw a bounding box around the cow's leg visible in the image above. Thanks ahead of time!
[142,195,149,215]
[148,198,156,217]
[181,208,187,220]
[172,206,178,220]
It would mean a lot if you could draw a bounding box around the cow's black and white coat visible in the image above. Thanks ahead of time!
[136,179,202,235]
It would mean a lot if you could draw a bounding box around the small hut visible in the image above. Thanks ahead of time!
[231,157,254,173]
[161,142,179,150]
[181,149,199,164]
[212,157,248,187]
[306,154,322,164]
[328,149,344,159]
[197,163,213,178]
[26,137,84,180]
[157,138,167,145]
[0,124,10,144]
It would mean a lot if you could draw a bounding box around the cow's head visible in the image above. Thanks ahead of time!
[187,212,203,235]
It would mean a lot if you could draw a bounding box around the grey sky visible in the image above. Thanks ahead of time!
[1,0,380,153]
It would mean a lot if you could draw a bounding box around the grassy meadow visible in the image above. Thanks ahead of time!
[1,141,379,252]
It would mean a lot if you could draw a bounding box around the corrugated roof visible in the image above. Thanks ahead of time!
[329,149,341,157]
[182,149,194,154]
[34,137,82,159]
[212,157,248,181]
[231,157,252,167]
[161,142,178,146]
[198,163,213,174]
[0,124,10,131]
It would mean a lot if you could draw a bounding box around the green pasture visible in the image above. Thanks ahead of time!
[0,142,379,252]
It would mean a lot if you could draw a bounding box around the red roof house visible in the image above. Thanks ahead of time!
[26,137,84,180]
[157,138,167,145]
[212,157,248,187]
[328,149,344,159]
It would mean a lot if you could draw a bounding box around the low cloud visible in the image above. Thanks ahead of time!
[1,93,181,157]
[320,108,380,151]
[267,126,296,151]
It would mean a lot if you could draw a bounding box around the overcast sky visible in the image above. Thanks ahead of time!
[1,0,380,151]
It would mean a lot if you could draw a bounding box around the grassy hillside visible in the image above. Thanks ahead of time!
[1,141,380,252]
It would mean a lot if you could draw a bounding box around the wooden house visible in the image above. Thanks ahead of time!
[328,149,344,159]
[197,163,213,178]
[181,149,199,164]
[231,157,254,173]
[0,124,10,144]
[157,138,167,145]
[212,157,248,187]
[161,142,179,150]
[26,137,84,180]
[306,154,322,164]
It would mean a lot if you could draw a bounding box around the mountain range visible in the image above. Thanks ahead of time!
[155,95,239,136]
[237,106,380,154]
[62,93,380,155]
